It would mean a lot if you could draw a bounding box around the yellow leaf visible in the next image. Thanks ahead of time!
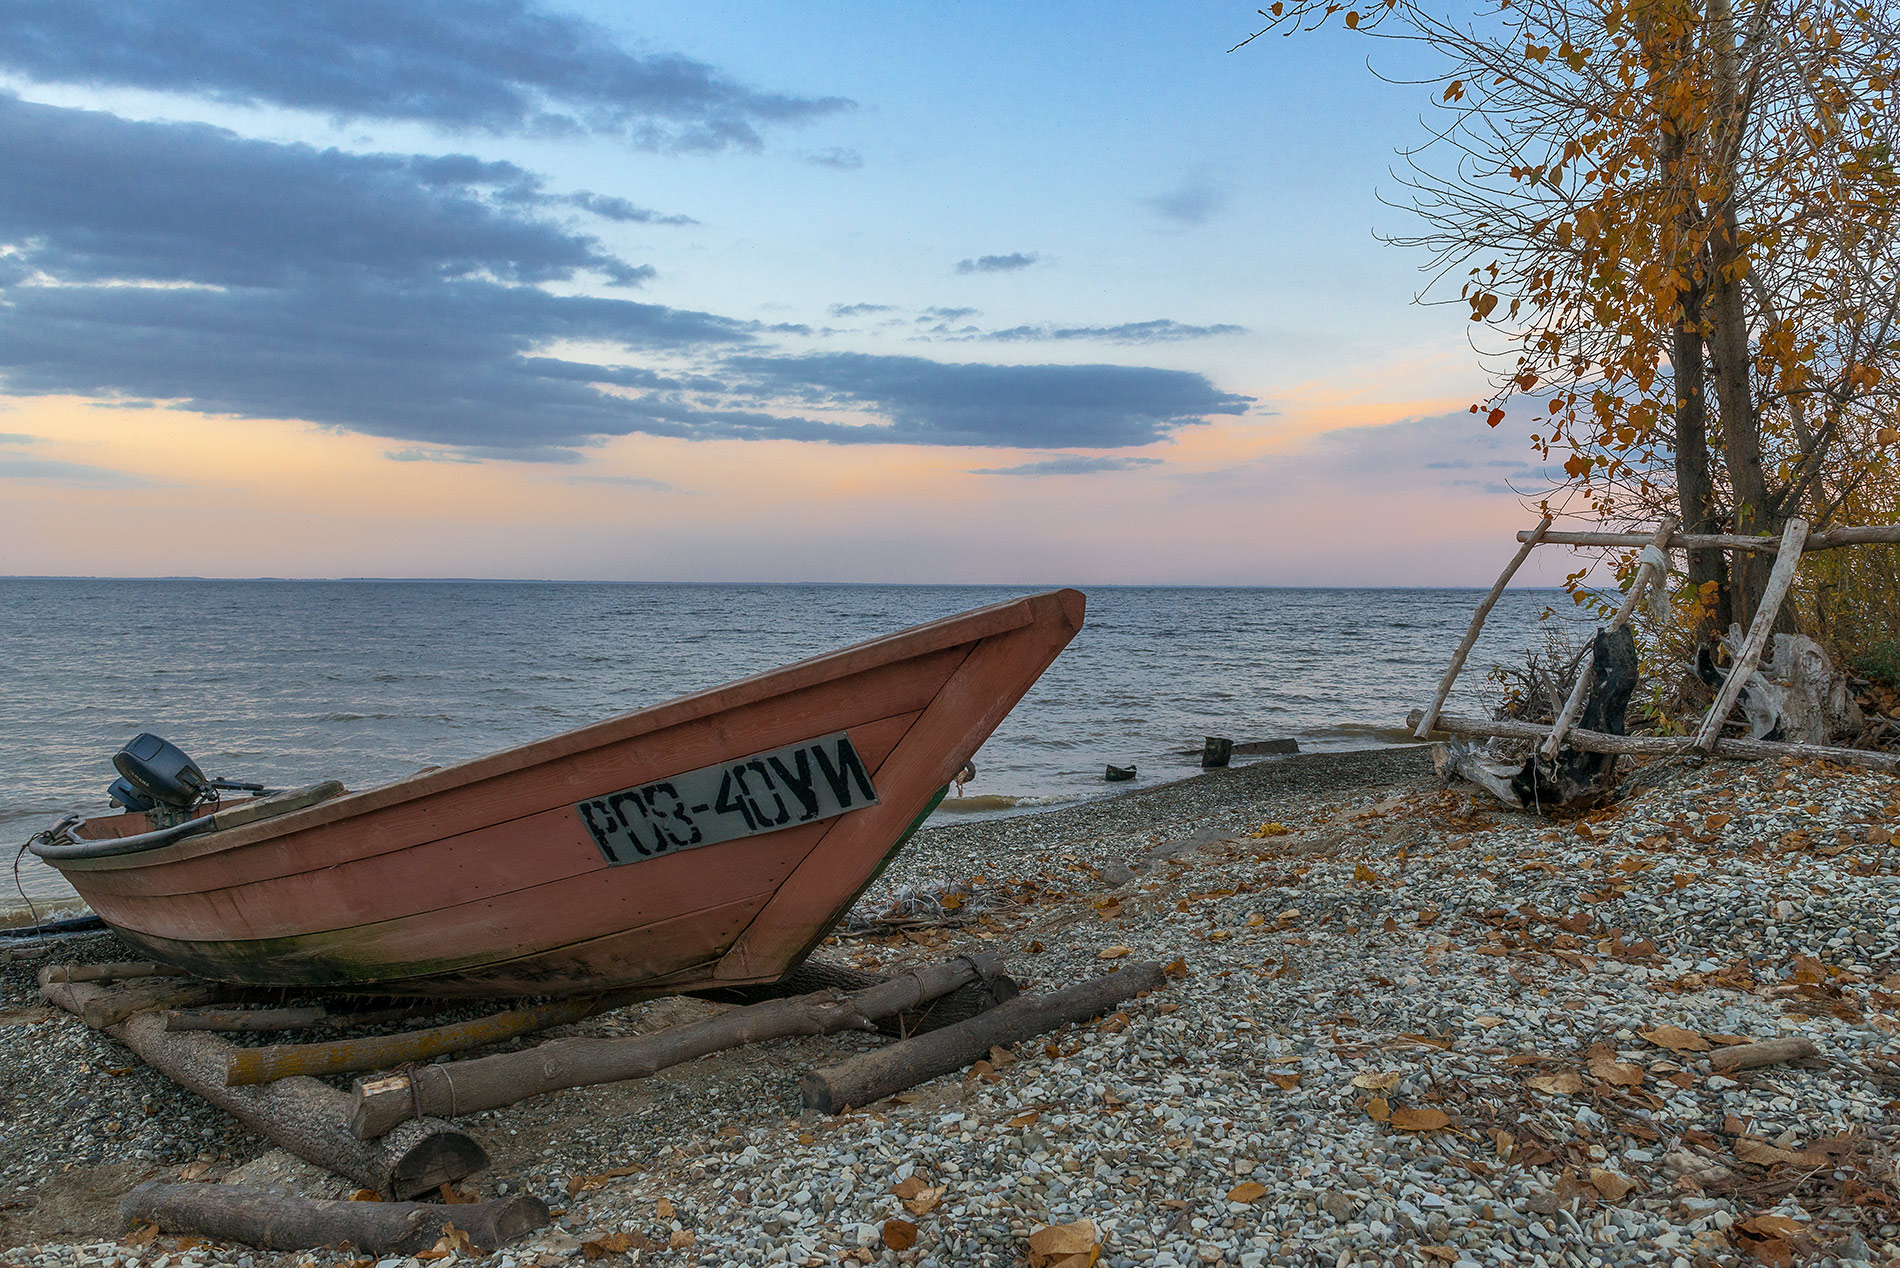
[1526,1070,1583,1095]
[939,892,965,911]
[1266,1071,1301,1090]
[1586,1051,1645,1087]
[1734,1137,1803,1166]
[903,1185,947,1216]
[1638,1025,1710,1053]
[1007,1110,1042,1128]
[1389,1106,1452,1132]
[655,1197,675,1220]
[1366,1096,1391,1122]
[1353,863,1384,884]
[882,1219,919,1251]
[1589,1168,1639,1201]
[1740,1212,1806,1238]
[1027,1219,1100,1268]
[1351,1070,1402,1091]
[1097,946,1132,960]
[667,1230,695,1250]
[1251,822,1291,837]
[1227,1181,1268,1204]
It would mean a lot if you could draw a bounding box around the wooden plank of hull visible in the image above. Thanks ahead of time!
[78,712,920,943]
[715,588,1085,980]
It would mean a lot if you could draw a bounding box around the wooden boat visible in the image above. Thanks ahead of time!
[33,590,1084,998]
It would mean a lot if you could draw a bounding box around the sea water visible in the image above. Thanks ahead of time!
[0,580,1560,907]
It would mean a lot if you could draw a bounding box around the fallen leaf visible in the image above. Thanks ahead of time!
[891,1176,928,1200]
[348,1188,382,1202]
[1252,822,1292,837]
[123,1224,159,1249]
[939,892,964,911]
[1389,1106,1452,1132]
[1227,1181,1268,1204]
[1586,1050,1645,1088]
[1472,1015,1505,1029]
[903,1185,947,1216]
[568,1165,642,1196]
[1366,1096,1391,1123]
[1416,908,1440,927]
[1026,1218,1101,1268]
[1353,863,1385,884]
[1492,1129,1515,1161]
[1589,1168,1639,1201]
[1418,1248,1458,1264]
[668,1229,695,1250]
[1008,1109,1042,1128]
[1638,1025,1710,1053]
[1734,1137,1803,1166]
[882,1219,919,1251]
[436,1183,478,1205]
[1097,946,1132,960]
[1745,1236,1794,1268]
[655,1196,675,1219]
[580,1232,658,1259]
[1351,1070,1402,1091]
[1526,1070,1583,1095]
[1162,957,1189,978]
[1266,1071,1301,1090]
[1739,1213,1805,1239]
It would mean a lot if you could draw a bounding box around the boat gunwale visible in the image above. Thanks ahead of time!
[48,590,1059,873]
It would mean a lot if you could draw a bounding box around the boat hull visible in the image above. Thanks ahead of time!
[46,590,1084,997]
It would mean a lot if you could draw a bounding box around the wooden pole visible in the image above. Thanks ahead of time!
[40,972,485,1199]
[351,953,1005,1139]
[1405,709,1899,772]
[225,993,631,1086]
[1515,523,1899,551]
[120,1182,550,1255]
[1540,519,1677,761]
[1692,517,1810,752]
[167,1003,432,1034]
[801,963,1166,1114]
[1416,515,1553,739]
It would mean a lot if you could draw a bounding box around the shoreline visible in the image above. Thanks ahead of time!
[7,744,1895,1265]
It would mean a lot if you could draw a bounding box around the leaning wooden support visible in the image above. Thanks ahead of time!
[1416,515,1553,739]
[801,962,1168,1114]
[351,952,1006,1139]
[121,1181,550,1255]
[1407,709,1900,772]
[40,971,485,1198]
[1540,518,1677,762]
[1518,524,1900,551]
[225,993,632,1086]
[693,955,1020,1038]
[1692,517,1810,752]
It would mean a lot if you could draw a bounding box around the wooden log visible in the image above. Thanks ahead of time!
[1541,518,1677,762]
[76,978,225,1029]
[1708,1037,1817,1073]
[1416,515,1553,738]
[40,971,484,1198]
[351,953,1005,1139]
[693,956,1019,1039]
[800,961,1167,1114]
[1518,524,1900,551]
[225,993,630,1086]
[1693,518,1810,752]
[44,962,192,984]
[120,1181,549,1254]
[1405,710,1900,772]
[167,1003,431,1034]
[1431,740,1523,808]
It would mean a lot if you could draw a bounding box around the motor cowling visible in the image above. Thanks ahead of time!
[112,733,206,810]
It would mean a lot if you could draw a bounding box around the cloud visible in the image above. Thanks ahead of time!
[560,192,697,226]
[1140,176,1229,227]
[955,253,1038,275]
[918,307,979,322]
[828,302,896,317]
[0,95,649,288]
[0,0,852,153]
[719,353,1251,448]
[0,454,163,487]
[0,432,39,444]
[565,474,679,491]
[938,319,1247,345]
[805,147,863,170]
[970,455,1164,476]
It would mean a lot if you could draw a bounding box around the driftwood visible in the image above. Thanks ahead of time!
[1708,1037,1818,1073]
[71,978,226,1029]
[1432,739,1522,807]
[1518,524,1900,551]
[1416,515,1553,738]
[1693,518,1810,751]
[693,955,1019,1039]
[1542,517,1677,761]
[167,1003,432,1034]
[40,971,484,1198]
[43,961,191,984]
[225,993,632,1086]
[1509,627,1639,808]
[1407,710,1900,772]
[801,962,1167,1114]
[1201,737,1234,768]
[120,1181,549,1254]
[351,953,1006,1139]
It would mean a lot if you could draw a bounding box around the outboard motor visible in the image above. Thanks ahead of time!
[111,733,208,825]
[106,776,155,813]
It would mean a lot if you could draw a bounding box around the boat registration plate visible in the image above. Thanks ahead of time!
[575,731,880,865]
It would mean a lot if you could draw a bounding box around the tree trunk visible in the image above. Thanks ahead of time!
[801,963,1167,1113]
[691,955,1019,1038]
[121,1181,549,1255]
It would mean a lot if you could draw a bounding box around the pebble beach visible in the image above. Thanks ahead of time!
[5,745,1899,1268]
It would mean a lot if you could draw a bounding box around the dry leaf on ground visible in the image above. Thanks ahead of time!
[1027,1219,1101,1268]
[668,1231,695,1250]
[568,1166,641,1197]
[1097,946,1131,960]
[1389,1106,1452,1132]
[655,1197,675,1220]
[882,1219,918,1251]
[1365,1096,1391,1123]
[1734,1137,1808,1166]
[1589,1168,1639,1201]
[1526,1070,1583,1095]
[1227,1181,1267,1204]
[1351,1070,1401,1091]
[1639,1025,1711,1053]
[1587,1050,1645,1087]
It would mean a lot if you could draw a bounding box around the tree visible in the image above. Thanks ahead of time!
[1242,0,1900,635]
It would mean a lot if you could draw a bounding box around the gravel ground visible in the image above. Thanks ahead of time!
[5,745,1899,1268]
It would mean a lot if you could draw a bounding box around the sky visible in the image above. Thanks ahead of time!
[0,1,1583,585]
